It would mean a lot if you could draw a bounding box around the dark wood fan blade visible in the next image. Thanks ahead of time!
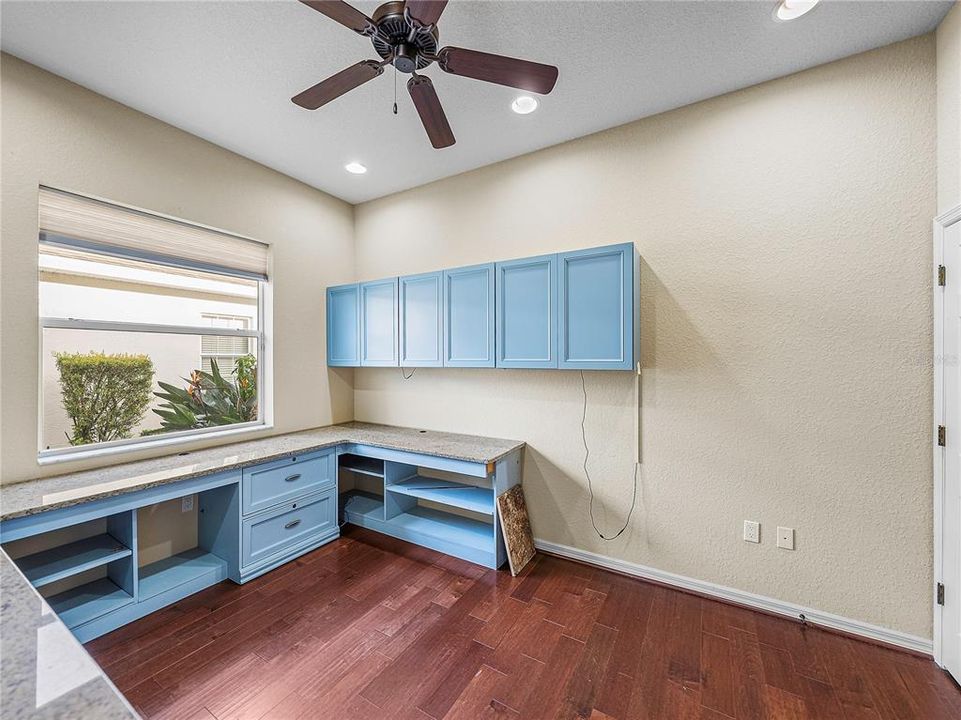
[407,75,455,149]
[437,47,558,94]
[292,60,383,110]
[299,0,374,34]
[405,0,448,27]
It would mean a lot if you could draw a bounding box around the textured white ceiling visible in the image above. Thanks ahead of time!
[1,0,952,203]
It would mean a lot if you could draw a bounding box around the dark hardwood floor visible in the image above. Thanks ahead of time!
[86,526,961,720]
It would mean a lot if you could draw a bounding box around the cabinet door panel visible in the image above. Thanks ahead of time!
[496,254,557,368]
[444,263,494,367]
[558,243,636,370]
[326,284,359,367]
[361,279,399,367]
[400,272,443,367]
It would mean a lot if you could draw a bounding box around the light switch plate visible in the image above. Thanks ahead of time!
[777,526,795,550]
[743,520,760,543]
[181,495,194,513]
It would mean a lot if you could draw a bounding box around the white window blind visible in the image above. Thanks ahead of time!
[39,186,269,279]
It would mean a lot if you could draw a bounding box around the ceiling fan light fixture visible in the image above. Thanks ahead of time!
[773,0,820,22]
[344,161,368,174]
[511,96,538,115]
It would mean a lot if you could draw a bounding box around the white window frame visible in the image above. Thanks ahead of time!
[38,260,273,465]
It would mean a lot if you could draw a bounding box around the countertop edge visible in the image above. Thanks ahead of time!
[0,424,526,522]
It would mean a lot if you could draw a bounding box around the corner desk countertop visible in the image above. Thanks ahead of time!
[0,551,138,719]
[0,422,524,719]
[0,421,525,521]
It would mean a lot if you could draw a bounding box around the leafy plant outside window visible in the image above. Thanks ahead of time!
[147,355,257,434]
[54,352,154,446]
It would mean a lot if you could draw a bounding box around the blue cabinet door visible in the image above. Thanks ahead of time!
[400,272,443,367]
[360,278,399,367]
[496,254,558,368]
[326,283,359,367]
[557,242,637,370]
[444,263,494,367]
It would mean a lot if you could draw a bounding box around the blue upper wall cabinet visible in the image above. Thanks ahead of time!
[326,284,359,367]
[557,242,638,370]
[496,254,558,369]
[325,243,639,371]
[444,263,495,368]
[360,278,399,367]
[400,272,443,367]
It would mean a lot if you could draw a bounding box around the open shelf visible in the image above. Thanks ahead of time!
[339,454,385,477]
[17,534,132,588]
[341,490,494,566]
[341,491,384,522]
[387,477,493,515]
[47,577,134,629]
[388,506,492,553]
[139,548,228,601]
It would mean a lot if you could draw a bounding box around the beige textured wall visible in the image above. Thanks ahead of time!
[353,37,937,638]
[939,2,961,212]
[0,54,355,484]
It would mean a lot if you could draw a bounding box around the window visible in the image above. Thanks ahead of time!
[201,314,253,375]
[38,186,270,460]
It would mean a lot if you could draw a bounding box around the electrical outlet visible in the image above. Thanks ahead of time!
[181,495,194,513]
[777,526,795,550]
[743,520,760,544]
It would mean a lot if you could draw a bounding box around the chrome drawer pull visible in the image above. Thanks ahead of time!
[285,474,301,483]
[284,519,301,530]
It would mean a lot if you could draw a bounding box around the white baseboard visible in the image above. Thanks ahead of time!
[534,539,933,657]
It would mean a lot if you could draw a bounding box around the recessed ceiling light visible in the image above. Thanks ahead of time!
[774,0,820,21]
[511,96,538,115]
[344,162,367,174]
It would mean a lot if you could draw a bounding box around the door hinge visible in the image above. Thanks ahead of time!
[938,425,946,447]
[939,265,946,286]
[937,582,945,606]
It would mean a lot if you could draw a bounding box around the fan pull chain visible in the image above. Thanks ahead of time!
[392,67,398,115]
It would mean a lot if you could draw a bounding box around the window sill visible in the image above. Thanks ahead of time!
[37,422,274,466]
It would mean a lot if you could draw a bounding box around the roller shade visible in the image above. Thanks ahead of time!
[39,186,269,279]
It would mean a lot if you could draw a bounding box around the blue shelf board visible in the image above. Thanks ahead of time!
[341,491,495,568]
[387,477,494,515]
[391,505,493,551]
[139,548,228,601]
[47,578,134,629]
[17,534,132,588]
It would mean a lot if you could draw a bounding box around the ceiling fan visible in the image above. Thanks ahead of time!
[292,0,559,149]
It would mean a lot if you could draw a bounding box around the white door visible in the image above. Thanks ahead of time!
[937,207,961,681]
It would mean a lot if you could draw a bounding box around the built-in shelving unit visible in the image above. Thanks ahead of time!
[16,534,132,588]
[340,449,506,568]
[339,453,385,477]
[47,577,134,629]
[3,511,137,632]
[139,548,228,601]
[386,477,494,515]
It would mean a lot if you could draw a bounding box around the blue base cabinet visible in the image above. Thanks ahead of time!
[1,449,339,642]
[339,444,523,569]
[326,243,639,371]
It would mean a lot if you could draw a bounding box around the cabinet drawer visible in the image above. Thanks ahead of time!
[242,491,336,568]
[242,453,333,516]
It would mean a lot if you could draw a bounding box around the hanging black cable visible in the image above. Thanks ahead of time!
[580,370,638,540]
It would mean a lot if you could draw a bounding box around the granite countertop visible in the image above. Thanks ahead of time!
[0,422,525,521]
[0,550,138,719]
